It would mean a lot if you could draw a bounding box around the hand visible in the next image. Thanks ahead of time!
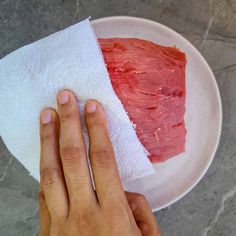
[39,90,160,236]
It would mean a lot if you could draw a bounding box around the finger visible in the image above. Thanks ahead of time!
[39,188,50,236]
[126,192,161,236]
[57,90,96,211]
[40,108,68,220]
[85,100,125,206]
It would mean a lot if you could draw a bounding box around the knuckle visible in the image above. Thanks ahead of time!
[77,213,92,232]
[40,126,54,143]
[90,148,114,168]
[61,146,85,167]
[93,119,104,128]
[60,107,77,121]
[40,168,58,186]
[68,210,93,233]
[89,118,106,130]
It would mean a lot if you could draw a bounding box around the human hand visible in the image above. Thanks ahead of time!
[39,90,160,236]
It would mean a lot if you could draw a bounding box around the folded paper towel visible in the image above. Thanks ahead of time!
[0,19,155,184]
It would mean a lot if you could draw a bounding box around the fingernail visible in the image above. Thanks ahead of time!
[86,101,97,113]
[58,91,69,104]
[41,110,52,124]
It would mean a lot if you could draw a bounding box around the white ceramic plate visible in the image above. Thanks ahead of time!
[92,16,222,211]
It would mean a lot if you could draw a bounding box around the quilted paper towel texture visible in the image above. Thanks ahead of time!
[0,19,154,183]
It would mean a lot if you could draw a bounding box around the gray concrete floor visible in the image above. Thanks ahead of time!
[0,0,236,235]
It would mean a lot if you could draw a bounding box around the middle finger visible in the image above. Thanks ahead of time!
[57,90,96,211]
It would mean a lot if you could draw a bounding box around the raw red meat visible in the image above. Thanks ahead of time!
[99,38,187,163]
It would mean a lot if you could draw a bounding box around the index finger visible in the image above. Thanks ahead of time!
[85,100,126,206]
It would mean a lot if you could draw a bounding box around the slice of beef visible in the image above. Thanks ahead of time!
[99,38,187,163]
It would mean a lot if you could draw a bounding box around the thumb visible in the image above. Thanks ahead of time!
[125,192,161,236]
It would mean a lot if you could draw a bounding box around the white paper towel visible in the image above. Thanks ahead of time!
[0,19,154,184]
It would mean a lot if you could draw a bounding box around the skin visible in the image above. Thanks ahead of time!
[39,89,161,236]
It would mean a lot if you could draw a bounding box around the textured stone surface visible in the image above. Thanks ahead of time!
[0,0,236,235]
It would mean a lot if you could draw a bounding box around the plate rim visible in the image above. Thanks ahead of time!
[92,16,223,212]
